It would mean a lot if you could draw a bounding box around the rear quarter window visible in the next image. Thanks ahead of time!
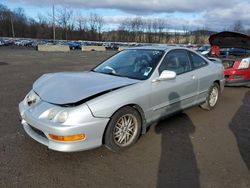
[189,52,208,69]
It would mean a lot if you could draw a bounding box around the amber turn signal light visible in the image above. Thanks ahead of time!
[49,133,85,141]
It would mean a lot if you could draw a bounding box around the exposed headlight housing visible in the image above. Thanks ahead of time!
[57,111,68,123]
[26,90,40,106]
[47,109,58,120]
[47,109,68,123]
[238,58,250,69]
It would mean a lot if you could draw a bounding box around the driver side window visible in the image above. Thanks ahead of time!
[159,50,192,75]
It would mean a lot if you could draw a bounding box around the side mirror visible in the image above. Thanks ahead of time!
[153,70,176,82]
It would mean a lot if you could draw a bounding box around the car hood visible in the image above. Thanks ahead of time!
[33,71,139,105]
[209,31,250,49]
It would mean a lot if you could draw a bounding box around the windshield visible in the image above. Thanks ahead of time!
[93,49,164,80]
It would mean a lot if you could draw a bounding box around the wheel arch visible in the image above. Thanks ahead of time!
[102,103,147,144]
[214,80,220,87]
[213,80,222,92]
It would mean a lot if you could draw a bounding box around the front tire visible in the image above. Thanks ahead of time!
[104,106,142,152]
[200,83,220,110]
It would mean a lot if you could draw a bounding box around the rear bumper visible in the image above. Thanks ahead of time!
[225,79,250,86]
[224,68,250,86]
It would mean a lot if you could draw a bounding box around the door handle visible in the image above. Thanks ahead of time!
[191,75,196,79]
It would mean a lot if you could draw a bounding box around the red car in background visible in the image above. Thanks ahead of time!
[209,31,250,87]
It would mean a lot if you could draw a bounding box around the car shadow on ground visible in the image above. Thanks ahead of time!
[229,91,250,170]
[155,92,200,188]
[155,113,200,188]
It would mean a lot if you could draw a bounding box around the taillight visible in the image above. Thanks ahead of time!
[238,58,250,69]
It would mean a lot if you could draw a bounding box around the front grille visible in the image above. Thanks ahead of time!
[29,125,47,138]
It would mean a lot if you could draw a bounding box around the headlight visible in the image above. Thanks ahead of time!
[48,109,58,120]
[47,109,68,123]
[26,90,39,106]
[57,111,68,123]
[238,58,250,69]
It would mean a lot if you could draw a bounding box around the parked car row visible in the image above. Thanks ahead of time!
[0,37,207,51]
[0,38,134,50]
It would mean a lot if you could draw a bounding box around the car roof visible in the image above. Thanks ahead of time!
[128,45,187,51]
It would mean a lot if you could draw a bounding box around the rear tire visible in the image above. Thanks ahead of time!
[200,83,220,111]
[104,106,142,152]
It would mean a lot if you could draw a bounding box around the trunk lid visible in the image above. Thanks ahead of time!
[209,31,250,50]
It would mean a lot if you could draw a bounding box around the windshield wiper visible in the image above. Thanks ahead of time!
[93,70,139,80]
[104,72,124,77]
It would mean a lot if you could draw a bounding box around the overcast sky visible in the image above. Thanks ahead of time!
[3,0,250,31]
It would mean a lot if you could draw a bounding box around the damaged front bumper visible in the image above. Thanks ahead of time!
[19,100,109,152]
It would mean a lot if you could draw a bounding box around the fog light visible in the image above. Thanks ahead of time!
[49,134,86,141]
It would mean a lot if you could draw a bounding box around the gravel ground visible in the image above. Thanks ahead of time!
[0,46,249,188]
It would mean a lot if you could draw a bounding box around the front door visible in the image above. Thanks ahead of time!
[149,49,198,122]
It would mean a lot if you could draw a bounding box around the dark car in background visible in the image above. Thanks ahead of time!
[220,48,250,57]
[197,44,210,52]
[209,31,250,87]
[67,41,82,50]
[0,40,4,46]
[196,44,211,56]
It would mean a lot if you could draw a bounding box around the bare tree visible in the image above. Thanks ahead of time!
[231,20,244,33]
[86,13,105,41]
[88,13,98,40]
[193,28,207,44]
[152,19,158,42]
[193,30,200,44]
[183,25,190,44]
[12,8,27,37]
[0,3,214,43]
[57,7,73,40]
[145,19,153,43]
[46,7,57,40]
[173,30,180,44]
[75,12,87,31]
[118,19,130,42]
[96,15,104,41]
[132,17,143,42]
[10,11,15,38]
[140,19,146,43]
[0,4,14,37]
[52,5,55,42]
[157,18,165,43]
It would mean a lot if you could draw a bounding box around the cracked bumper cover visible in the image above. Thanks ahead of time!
[19,100,109,152]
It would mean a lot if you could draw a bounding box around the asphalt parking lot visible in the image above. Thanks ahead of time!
[0,46,249,188]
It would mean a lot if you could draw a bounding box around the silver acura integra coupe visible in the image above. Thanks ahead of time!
[19,46,225,152]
